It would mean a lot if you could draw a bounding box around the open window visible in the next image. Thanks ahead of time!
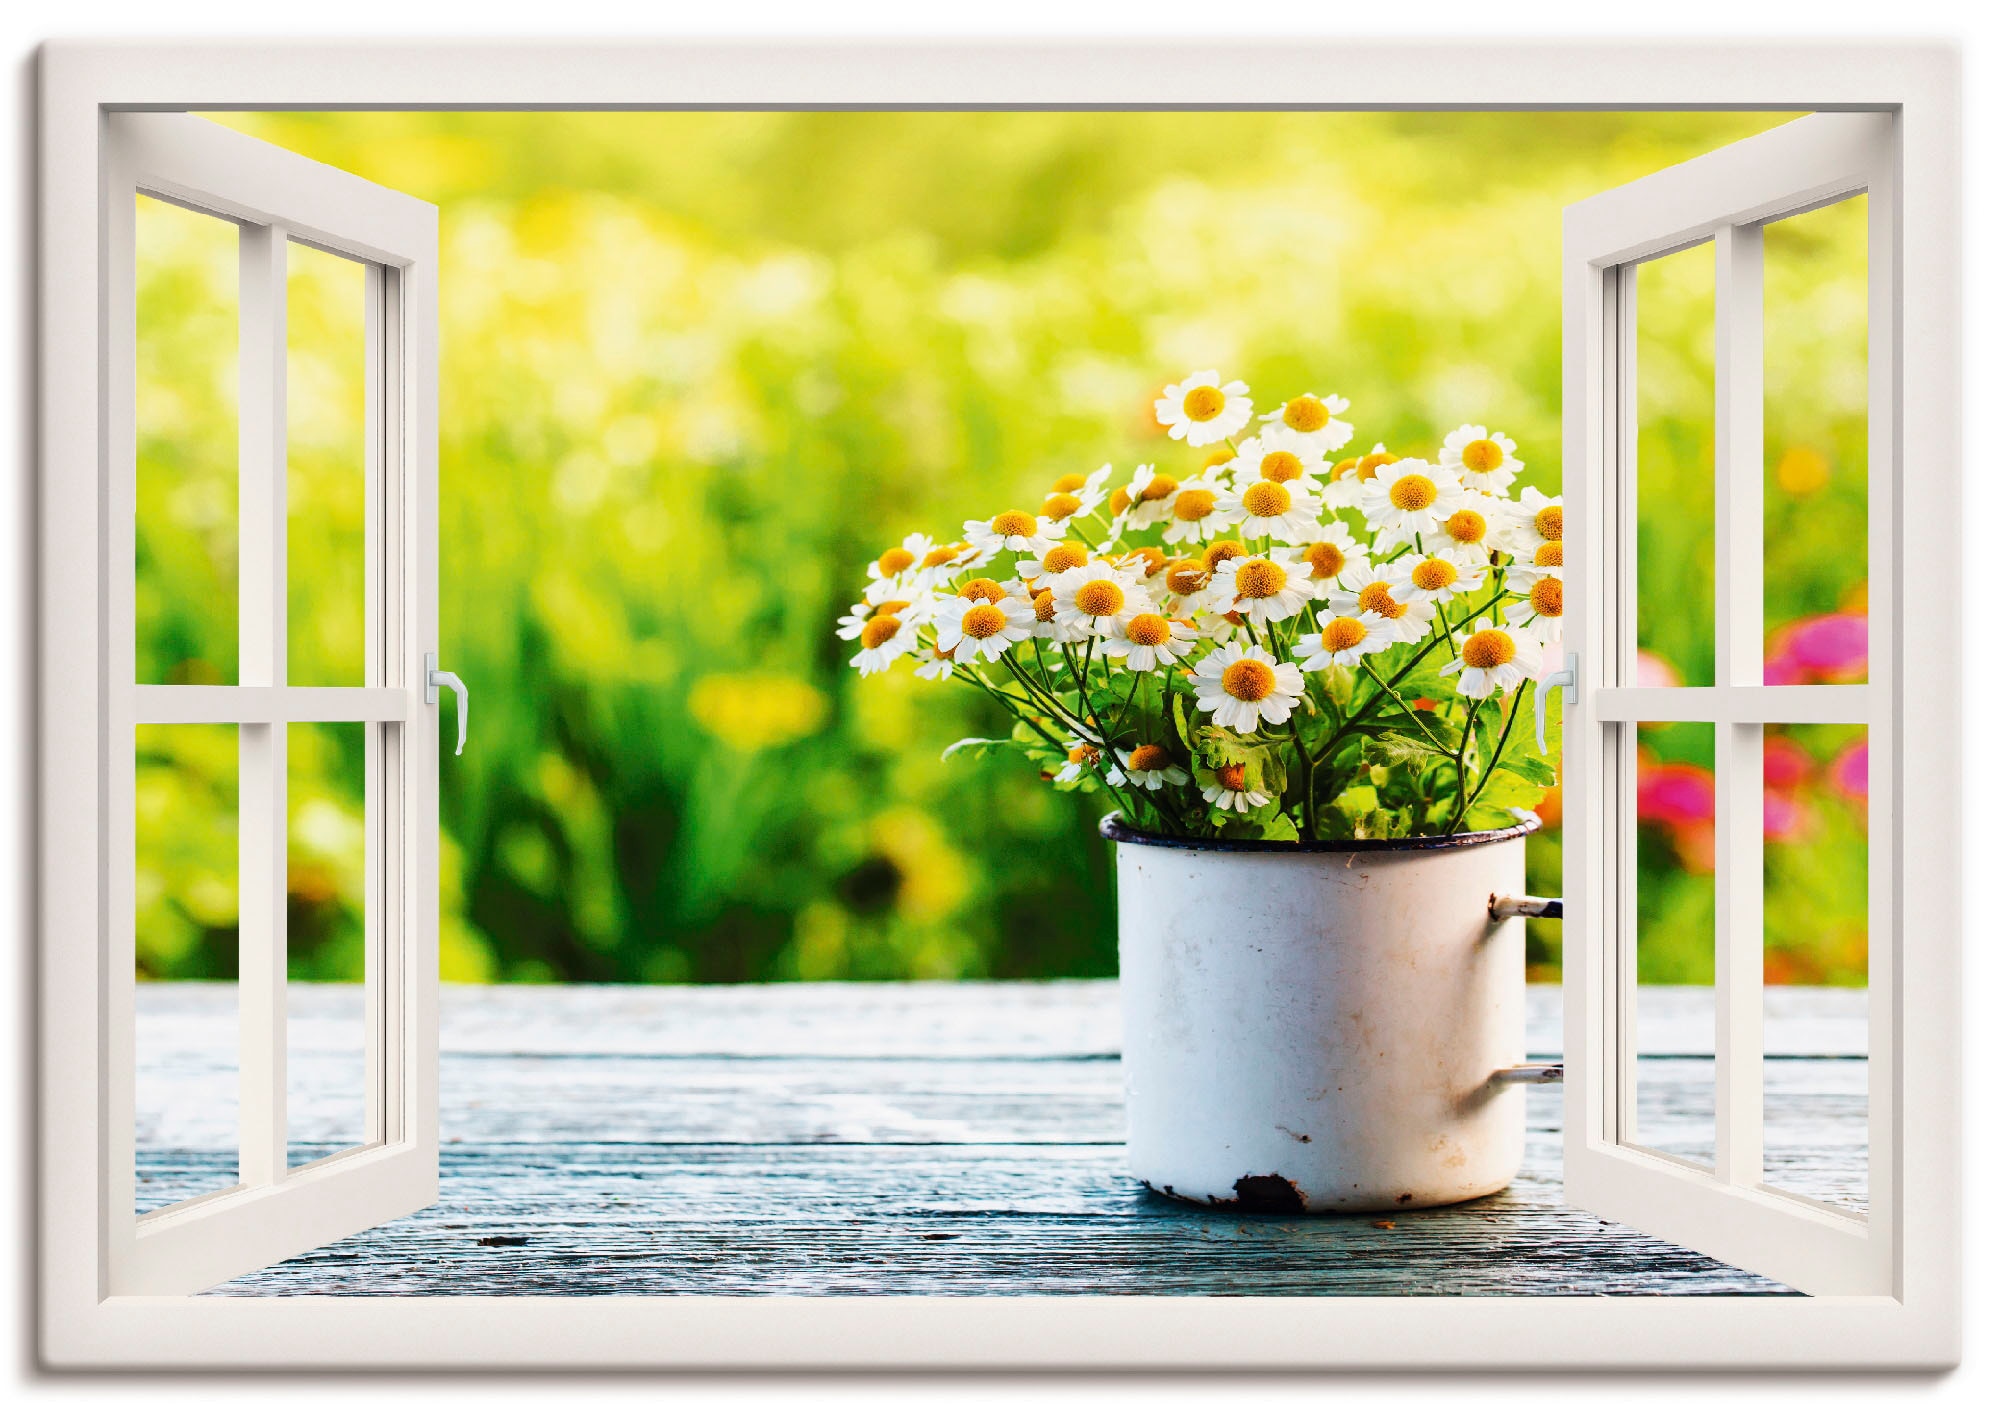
[1561,113,1895,1297]
[101,113,440,1294]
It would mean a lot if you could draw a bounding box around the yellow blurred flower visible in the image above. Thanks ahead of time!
[1775,445,1832,496]
[688,671,830,752]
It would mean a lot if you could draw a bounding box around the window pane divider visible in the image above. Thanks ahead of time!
[1713,220,1766,1188]
[236,220,288,1189]
[131,684,413,725]
[1593,683,1873,724]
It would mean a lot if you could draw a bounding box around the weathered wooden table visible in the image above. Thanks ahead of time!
[132,982,1866,1296]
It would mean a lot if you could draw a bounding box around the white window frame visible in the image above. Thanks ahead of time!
[1562,112,1900,1299]
[97,111,441,1296]
[36,39,1960,1370]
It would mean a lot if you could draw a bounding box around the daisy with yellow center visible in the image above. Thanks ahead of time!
[1202,761,1271,814]
[1506,487,1564,557]
[1055,734,1126,786]
[1258,393,1354,457]
[1016,539,1092,588]
[1324,579,1437,645]
[1160,557,1211,608]
[1025,584,1088,644]
[934,594,1037,664]
[1225,432,1329,490]
[1155,369,1254,447]
[1215,476,1322,545]
[1160,473,1244,546]
[1386,553,1472,607]
[839,591,939,640]
[1113,463,1182,531]
[1439,424,1524,495]
[1284,521,1373,599]
[1427,491,1507,569]
[1191,641,1308,735]
[1293,608,1395,672]
[1215,554,1315,626]
[1103,610,1198,673]
[850,611,919,676]
[1504,539,1563,593]
[963,509,1058,560]
[1440,617,1534,699]
[1118,743,1189,791]
[908,540,979,590]
[1049,562,1150,638]
[1323,442,1398,509]
[914,644,960,681]
[1357,459,1465,543]
[1503,575,1564,646]
[865,531,934,585]
[1038,463,1111,530]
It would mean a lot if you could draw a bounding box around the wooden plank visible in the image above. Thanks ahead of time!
[131,981,1868,1061]
[173,1139,1793,1299]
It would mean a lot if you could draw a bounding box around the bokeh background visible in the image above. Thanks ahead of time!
[131,111,1868,989]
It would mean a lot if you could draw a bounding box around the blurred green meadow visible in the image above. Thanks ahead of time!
[132,111,1868,987]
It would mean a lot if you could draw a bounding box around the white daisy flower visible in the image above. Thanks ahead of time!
[934,594,1036,664]
[907,539,980,590]
[1503,574,1564,646]
[1202,762,1270,813]
[837,598,883,640]
[1386,553,1475,608]
[1507,486,1564,558]
[1024,583,1090,643]
[1016,540,1094,589]
[1160,472,1243,545]
[1118,743,1189,791]
[865,532,934,586]
[1358,459,1465,544]
[1102,610,1198,673]
[1039,464,1113,530]
[841,591,941,639]
[1227,432,1329,492]
[1440,617,1534,699]
[964,509,1058,560]
[1213,554,1315,626]
[1157,556,1214,614]
[1324,579,1439,645]
[1155,370,1254,447]
[914,644,960,681]
[1320,442,1399,510]
[1504,538,1565,593]
[1293,608,1397,672]
[1428,492,1509,569]
[1191,640,1308,735]
[1286,521,1374,599]
[1109,464,1182,532]
[1216,477,1321,545]
[1259,391,1355,456]
[1055,734,1125,786]
[849,610,919,676]
[1049,562,1148,638]
[1439,424,1524,495]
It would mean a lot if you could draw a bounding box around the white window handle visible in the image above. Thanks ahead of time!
[1534,652,1577,755]
[425,651,468,757]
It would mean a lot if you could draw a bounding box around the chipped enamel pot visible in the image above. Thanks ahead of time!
[1101,812,1538,1214]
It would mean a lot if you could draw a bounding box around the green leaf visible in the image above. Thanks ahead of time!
[1335,783,1380,822]
[941,736,1013,762]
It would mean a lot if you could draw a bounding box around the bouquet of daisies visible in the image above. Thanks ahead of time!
[838,372,1563,842]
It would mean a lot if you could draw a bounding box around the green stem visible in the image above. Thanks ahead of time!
[1363,657,1451,752]
[1447,694,1483,835]
[1456,679,1532,827]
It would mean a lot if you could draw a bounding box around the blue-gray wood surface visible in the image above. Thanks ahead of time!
[130,982,1868,1296]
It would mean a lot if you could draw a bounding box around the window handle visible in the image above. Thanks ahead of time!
[1534,652,1578,755]
[424,651,468,757]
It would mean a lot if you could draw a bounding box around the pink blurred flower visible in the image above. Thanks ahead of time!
[1763,734,1815,792]
[1765,611,1867,685]
[1637,761,1714,826]
[1831,739,1868,802]
[1634,650,1683,690]
[1764,790,1810,842]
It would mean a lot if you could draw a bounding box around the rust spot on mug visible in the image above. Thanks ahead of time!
[1396,1192,1414,1204]
[1276,1124,1312,1144]
[1229,1174,1308,1213]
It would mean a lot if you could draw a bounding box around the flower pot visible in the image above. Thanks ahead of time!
[1100,812,1540,1214]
